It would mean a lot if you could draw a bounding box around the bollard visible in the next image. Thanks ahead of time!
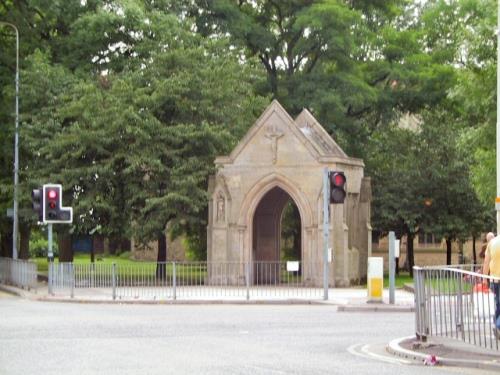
[367,257,383,303]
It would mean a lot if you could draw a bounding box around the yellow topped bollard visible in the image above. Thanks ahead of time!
[367,257,383,302]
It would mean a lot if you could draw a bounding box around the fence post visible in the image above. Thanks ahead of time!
[456,271,464,340]
[112,263,116,300]
[70,263,74,298]
[414,267,428,342]
[246,262,250,301]
[172,262,176,300]
[414,267,421,340]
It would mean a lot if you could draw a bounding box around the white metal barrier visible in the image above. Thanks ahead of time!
[48,261,323,301]
[0,257,37,290]
[414,265,499,351]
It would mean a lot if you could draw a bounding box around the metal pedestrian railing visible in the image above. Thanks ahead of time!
[48,261,323,301]
[414,265,499,351]
[0,257,37,290]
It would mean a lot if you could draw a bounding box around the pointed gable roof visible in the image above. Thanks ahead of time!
[294,108,347,158]
[215,100,358,165]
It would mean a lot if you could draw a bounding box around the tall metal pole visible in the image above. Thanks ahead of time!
[388,231,395,304]
[323,168,330,300]
[48,223,53,295]
[497,2,500,234]
[48,223,53,260]
[0,22,19,259]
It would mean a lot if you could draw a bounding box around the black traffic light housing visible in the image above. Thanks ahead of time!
[31,187,43,222]
[329,171,346,204]
[42,184,73,224]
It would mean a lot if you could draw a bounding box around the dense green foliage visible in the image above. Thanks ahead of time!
[0,1,267,259]
[0,0,496,266]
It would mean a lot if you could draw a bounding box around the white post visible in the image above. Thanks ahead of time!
[388,231,395,304]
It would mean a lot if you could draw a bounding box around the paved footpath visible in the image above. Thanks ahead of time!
[1,282,499,372]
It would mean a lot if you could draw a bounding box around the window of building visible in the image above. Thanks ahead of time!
[418,232,440,245]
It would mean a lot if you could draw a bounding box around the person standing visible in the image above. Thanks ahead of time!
[480,232,496,259]
[483,234,500,331]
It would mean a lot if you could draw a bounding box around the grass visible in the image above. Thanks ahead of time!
[426,277,474,294]
[35,255,208,283]
[34,254,415,287]
[32,254,316,285]
[386,273,414,288]
[33,253,141,274]
[359,272,414,289]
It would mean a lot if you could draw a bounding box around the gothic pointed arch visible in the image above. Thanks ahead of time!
[238,172,313,229]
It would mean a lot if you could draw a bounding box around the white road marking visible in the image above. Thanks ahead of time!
[245,365,288,374]
[347,343,412,365]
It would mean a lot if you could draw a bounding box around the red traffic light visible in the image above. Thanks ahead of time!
[332,173,346,187]
[329,171,347,204]
[41,184,73,224]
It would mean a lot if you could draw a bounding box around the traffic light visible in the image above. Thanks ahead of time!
[31,187,43,222]
[329,171,346,204]
[42,184,73,223]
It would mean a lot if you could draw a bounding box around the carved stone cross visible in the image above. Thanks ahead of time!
[265,123,284,164]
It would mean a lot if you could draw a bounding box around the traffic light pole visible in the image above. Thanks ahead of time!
[48,223,53,295]
[48,223,53,260]
[323,168,330,300]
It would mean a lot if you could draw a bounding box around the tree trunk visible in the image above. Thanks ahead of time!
[90,237,95,263]
[446,237,452,265]
[93,235,105,256]
[58,233,73,262]
[120,238,131,252]
[18,223,30,260]
[109,236,130,255]
[407,233,415,277]
[0,230,13,258]
[472,236,477,265]
[109,237,118,255]
[156,233,167,279]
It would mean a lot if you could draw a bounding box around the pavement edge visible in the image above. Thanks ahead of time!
[387,336,500,371]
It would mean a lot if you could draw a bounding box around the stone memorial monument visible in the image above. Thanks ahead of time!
[207,100,372,286]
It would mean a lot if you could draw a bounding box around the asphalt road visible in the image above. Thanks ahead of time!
[0,295,491,374]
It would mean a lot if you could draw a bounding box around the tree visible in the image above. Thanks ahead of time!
[367,125,422,275]
[418,109,487,265]
[419,0,497,208]
[183,0,455,158]
[20,11,268,263]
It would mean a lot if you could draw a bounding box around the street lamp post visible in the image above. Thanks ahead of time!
[1,22,20,259]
